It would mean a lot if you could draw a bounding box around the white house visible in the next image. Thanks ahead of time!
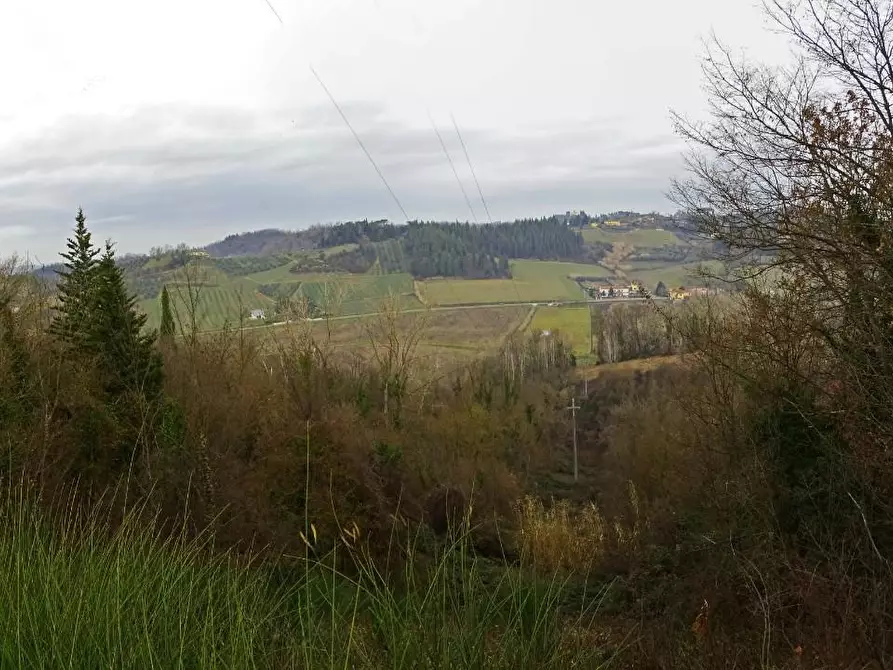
[249,309,265,320]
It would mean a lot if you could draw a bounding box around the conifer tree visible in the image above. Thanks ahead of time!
[159,285,175,340]
[93,241,163,399]
[51,208,100,348]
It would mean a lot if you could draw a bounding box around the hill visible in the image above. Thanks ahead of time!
[204,229,315,257]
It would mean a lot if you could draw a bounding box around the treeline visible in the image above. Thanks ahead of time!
[294,218,586,279]
[209,217,587,277]
[204,228,315,257]
[315,219,400,247]
[588,300,715,364]
[405,219,583,262]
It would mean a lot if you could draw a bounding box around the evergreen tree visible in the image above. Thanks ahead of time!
[159,285,175,340]
[93,241,163,399]
[654,281,669,298]
[51,208,101,348]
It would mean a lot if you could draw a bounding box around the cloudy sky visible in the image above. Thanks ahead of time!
[0,0,790,262]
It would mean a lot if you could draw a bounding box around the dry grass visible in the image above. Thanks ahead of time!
[516,495,640,573]
[254,305,530,366]
[574,354,683,381]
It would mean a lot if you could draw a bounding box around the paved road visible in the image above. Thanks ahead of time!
[274,296,667,325]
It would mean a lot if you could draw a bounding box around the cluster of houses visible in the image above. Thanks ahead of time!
[578,279,645,299]
[669,286,710,301]
[577,278,713,301]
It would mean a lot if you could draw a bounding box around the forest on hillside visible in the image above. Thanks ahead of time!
[308,218,593,278]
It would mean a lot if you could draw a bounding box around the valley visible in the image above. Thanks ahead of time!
[125,212,724,363]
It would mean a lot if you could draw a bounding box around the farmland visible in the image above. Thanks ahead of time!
[582,227,684,247]
[527,305,592,356]
[618,259,726,290]
[130,224,727,336]
[140,280,274,331]
[294,272,421,315]
[255,304,533,367]
[418,260,597,305]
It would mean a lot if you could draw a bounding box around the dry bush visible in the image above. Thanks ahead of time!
[516,494,641,573]
[0,269,573,567]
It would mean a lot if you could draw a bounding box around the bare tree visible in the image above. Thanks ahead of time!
[672,0,893,433]
[364,292,429,423]
[670,3,893,660]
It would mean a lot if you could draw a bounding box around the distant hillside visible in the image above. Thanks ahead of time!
[204,229,315,257]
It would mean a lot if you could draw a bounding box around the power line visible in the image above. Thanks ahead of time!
[310,64,410,222]
[428,112,477,223]
[260,0,283,24]
[566,396,580,482]
[452,114,493,223]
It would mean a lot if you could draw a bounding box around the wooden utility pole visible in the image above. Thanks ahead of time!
[567,397,580,482]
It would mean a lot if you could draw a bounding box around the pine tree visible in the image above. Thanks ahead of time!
[93,241,163,399]
[159,285,175,340]
[51,208,101,348]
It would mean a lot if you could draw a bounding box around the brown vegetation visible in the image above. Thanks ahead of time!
[8,2,893,666]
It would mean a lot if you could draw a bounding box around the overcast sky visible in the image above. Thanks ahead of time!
[0,0,791,262]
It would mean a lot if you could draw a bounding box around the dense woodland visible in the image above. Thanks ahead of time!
[313,218,589,278]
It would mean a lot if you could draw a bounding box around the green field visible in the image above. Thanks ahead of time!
[242,261,305,285]
[295,272,421,315]
[419,260,599,305]
[620,259,726,290]
[140,279,273,331]
[527,306,591,356]
[582,227,685,247]
[130,227,724,333]
[140,270,422,329]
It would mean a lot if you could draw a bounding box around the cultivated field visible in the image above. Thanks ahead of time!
[418,260,597,305]
[527,306,592,356]
[582,227,684,247]
[620,259,726,290]
[140,279,274,331]
[296,272,421,315]
[256,304,532,367]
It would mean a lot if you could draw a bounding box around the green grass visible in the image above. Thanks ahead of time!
[0,488,615,668]
[296,272,421,315]
[243,261,305,285]
[321,243,359,257]
[419,261,599,306]
[242,267,421,316]
[621,259,727,290]
[140,279,273,331]
[137,269,420,331]
[582,228,685,247]
[528,306,592,356]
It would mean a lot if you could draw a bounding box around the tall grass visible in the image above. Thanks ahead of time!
[0,486,616,669]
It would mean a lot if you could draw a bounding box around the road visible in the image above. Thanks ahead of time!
[273,296,667,325]
[201,296,668,335]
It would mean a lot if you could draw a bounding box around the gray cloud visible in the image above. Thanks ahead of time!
[0,101,683,261]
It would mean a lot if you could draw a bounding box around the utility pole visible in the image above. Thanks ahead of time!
[567,397,580,482]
